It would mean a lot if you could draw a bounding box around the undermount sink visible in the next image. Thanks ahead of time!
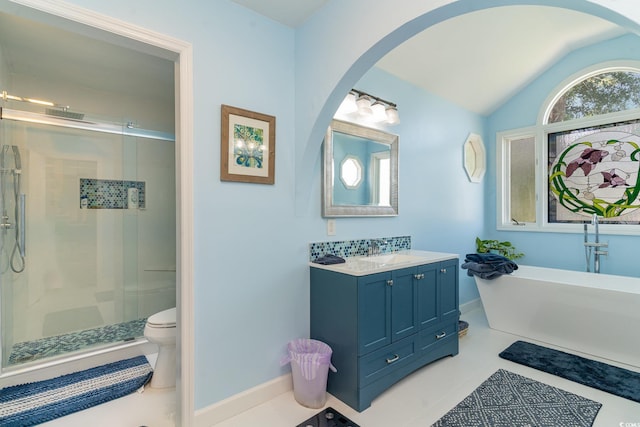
[358,253,427,266]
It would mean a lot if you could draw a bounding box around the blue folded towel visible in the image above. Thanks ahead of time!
[461,253,518,279]
[313,254,345,265]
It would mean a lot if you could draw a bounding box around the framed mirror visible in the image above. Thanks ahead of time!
[322,119,398,217]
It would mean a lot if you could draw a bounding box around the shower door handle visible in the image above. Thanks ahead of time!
[19,193,25,257]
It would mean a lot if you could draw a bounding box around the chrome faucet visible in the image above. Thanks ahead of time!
[368,238,388,256]
[584,214,608,273]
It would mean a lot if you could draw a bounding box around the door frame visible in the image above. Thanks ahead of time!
[9,1,195,424]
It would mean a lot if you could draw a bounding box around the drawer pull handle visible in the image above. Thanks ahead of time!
[436,332,446,339]
[440,268,447,273]
[414,273,425,280]
[387,279,394,286]
[386,354,400,364]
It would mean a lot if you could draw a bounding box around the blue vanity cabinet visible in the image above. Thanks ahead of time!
[416,259,459,357]
[417,259,459,329]
[357,272,392,355]
[310,257,459,412]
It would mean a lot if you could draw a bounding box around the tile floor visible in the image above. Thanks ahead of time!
[216,307,640,427]
[39,385,176,427]
[39,307,640,426]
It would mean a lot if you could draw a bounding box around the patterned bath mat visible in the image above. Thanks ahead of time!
[431,369,601,427]
[500,340,640,403]
[0,355,152,426]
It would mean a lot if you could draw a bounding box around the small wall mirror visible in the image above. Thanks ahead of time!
[322,120,398,217]
[463,133,486,183]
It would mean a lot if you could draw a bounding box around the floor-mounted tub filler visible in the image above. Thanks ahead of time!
[475,265,640,368]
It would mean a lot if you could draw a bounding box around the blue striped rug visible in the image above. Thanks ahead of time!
[0,355,152,426]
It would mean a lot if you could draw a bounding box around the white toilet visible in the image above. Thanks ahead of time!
[144,307,177,389]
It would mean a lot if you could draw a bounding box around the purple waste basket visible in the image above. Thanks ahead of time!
[281,338,337,408]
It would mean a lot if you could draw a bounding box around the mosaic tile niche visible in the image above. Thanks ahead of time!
[80,178,146,209]
[309,236,411,262]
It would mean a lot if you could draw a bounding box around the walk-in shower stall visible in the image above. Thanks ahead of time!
[0,100,176,377]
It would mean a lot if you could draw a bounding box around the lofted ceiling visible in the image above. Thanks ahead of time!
[232,1,628,115]
[0,3,630,117]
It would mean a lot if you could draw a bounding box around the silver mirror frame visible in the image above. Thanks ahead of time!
[322,119,399,217]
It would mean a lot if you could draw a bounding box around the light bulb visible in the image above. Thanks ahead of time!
[385,106,400,125]
[371,101,387,122]
[356,95,373,116]
[337,91,358,115]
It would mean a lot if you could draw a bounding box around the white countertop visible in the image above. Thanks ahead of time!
[309,249,458,276]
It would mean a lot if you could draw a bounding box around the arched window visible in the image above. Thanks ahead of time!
[547,70,640,123]
[497,66,640,234]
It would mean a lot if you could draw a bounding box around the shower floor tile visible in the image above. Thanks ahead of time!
[8,318,146,365]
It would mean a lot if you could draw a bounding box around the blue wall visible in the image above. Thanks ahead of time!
[45,0,484,408]
[28,0,640,413]
[487,34,640,276]
[348,67,486,303]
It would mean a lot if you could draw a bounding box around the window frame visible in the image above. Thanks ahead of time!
[497,62,640,235]
[370,150,390,205]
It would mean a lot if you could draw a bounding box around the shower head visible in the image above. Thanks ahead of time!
[46,107,85,121]
[11,145,21,170]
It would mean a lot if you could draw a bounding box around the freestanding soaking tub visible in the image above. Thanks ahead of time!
[475,265,640,368]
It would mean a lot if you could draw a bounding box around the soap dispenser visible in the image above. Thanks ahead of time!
[128,187,139,209]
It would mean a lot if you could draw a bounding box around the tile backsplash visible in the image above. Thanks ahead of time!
[309,236,411,261]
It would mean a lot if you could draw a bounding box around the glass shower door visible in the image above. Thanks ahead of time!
[0,123,22,367]
[0,119,139,369]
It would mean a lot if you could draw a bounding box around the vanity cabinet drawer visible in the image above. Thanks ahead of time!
[418,322,457,353]
[359,336,416,387]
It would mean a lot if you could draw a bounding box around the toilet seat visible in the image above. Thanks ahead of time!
[146,307,176,328]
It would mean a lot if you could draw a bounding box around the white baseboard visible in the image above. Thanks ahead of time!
[460,297,482,315]
[195,373,292,426]
[196,299,482,426]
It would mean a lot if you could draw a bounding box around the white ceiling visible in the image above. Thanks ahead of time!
[231,0,329,28]
[232,1,628,115]
[376,6,626,115]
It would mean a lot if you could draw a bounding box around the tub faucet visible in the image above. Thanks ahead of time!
[584,214,608,273]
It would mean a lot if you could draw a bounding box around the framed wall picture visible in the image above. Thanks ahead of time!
[220,104,276,184]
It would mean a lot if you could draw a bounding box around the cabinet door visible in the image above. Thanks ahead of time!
[358,272,391,355]
[416,263,438,330]
[439,259,459,324]
[390,267,418,342]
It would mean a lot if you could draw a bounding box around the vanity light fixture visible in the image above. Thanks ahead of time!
[336,89,400,125]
